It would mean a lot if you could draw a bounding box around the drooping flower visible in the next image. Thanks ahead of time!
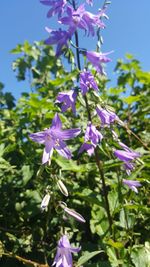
[56,90,77,114]
[114,149,140,162]
[45,28,72,56]
[29,113,80,164]
[79,122,103,155]
[123,179,141,193]
[96,106,118,125]
[52,235,80,267]
[80,70,98,95]
[114,142,140,175]
[85,50,112,73]
[40,0,67,18]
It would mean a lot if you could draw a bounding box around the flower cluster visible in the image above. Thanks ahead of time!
[28,1,143,265]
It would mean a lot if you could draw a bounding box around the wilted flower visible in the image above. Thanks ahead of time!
[96,106,118,125]
[85,50,112,73]
[45,28,72,56]
[79,122,103,155]
[80,70,98,95]
[56,90,77,114]
[29,113,80,164]
[123,179,141,193]
[52,235,80,267]
[40,0,67,18]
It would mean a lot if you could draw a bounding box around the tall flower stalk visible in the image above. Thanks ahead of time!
[28,0,144,265]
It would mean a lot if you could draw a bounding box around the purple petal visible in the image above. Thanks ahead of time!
[55,140,72,159]
[59,129,81,140]
[51,113,62,129]
[123,179,141,193]
[114,150,139,162]
[29,131,46,144]
[42,146,53,164]
[78,143,94,156]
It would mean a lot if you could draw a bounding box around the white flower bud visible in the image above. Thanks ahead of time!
[57,180,68,197]
[41,193,50,211]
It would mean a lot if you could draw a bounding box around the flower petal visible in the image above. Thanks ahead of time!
[29,131,46,144]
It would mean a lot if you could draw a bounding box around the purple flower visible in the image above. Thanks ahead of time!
[114,150,140,162]
[40,0,66,18]
[96,106,118,125]
[123,179,141,193]
[29,113,80,164]
[123,162,135,175]
[45,28,72,56]
[59,4,87,35]
[80,70,98,95]
[56,90,77,114]
[82,10,106,36]
[85,50,112,73]
[59,5,106,36]
[52,235,80,267]
[79,122,103,155]
[114,142,140,174]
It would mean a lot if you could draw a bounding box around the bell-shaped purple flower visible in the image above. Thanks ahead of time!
[40,0,67,18]
[45,28,72,56]
[96,106,118,125]
[82,10,106,36]
[56,90,77,114]
[80,70,98,95]
[52,235,80,267]
[114,150,140,162]
[79,122,103,156]
[85,50,112,73]
[123,179,141,193]
[114,142,140,175]
[29,113,80,164]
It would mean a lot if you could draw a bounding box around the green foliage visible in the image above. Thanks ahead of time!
[0,43,150,266]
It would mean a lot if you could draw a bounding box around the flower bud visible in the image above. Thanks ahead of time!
[57,180,68,197]
[41,193,50,211]
[64,206,86,223]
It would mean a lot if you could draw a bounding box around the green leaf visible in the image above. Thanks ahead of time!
[22,165,33,185]
[131,243,150,267]
[122,95,141,104]
[106,239,124,249]
[76,250,103,267]
[54,156,96,173]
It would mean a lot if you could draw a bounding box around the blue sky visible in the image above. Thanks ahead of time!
[1,0,150,98]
